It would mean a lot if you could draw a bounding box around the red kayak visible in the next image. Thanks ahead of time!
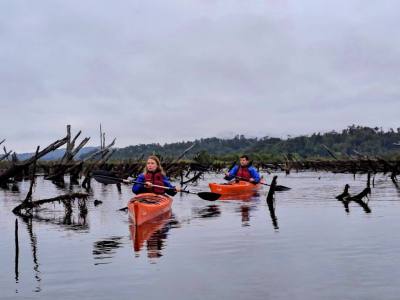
[209,180,261,196]
[128,193,173,226]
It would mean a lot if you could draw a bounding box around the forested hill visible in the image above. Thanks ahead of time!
[111,126,400,160]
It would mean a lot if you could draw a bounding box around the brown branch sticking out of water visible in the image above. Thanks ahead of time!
[346,187,371,202]
[336,184,350,200]
[0,135,69,185]
[25,146,40,203]
[180,171,203,186]
[46,125,90,182]
[12,193,89,216]
[0,145,12,162]
[14,219,19,283]
[81,139,116,190]
[336,173,372,214]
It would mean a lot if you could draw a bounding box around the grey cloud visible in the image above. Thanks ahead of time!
[0,0,399,151]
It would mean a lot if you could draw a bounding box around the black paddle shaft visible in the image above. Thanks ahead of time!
[92,171,220,201]
[234,176,291,191]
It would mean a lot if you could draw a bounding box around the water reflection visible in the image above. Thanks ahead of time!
[267,197,279,230]
[192,205,221,219]
[218,193,257,201]
[14,216,42,292]
[93,237,124,265]
[18,203,89,231]
[238,205,252,227]
[14,219,19,285]
[338,198,371,214]
[129,211,174,261]
[25,217,41,292]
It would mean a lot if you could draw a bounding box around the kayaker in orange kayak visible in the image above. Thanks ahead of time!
[132,155,181,196]
[224,155,261,183]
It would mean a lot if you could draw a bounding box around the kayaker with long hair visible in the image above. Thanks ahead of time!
[132,155,181,196]
[224,155,261,183]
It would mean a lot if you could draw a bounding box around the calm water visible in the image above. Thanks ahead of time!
[1,172,400,300]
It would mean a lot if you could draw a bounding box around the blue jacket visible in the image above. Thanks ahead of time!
[225,165,261,183]
[132,173,176,195]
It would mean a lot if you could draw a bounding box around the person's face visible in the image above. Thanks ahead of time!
[147,159,158,172]
[240,158,249,167]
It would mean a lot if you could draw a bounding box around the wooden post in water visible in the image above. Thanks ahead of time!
[267,176,278,203]
[25,146,40,203]
[14,218,19,282]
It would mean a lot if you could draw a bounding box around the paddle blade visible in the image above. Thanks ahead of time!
[275,185,291,191]
[197,192,221,201]
[92,170,123,185]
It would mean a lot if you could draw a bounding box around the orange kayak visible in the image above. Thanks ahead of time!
[209,181,261,196]
[128,193,173,226]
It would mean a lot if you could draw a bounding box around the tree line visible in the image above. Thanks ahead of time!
[106,125,400,161]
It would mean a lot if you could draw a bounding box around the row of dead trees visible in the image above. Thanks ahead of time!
[0,125,117,189]
[1,125,116,217]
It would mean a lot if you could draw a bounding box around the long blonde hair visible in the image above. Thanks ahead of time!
[143,155,166,175]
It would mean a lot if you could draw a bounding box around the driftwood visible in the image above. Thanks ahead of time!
[0,145,12,162]
[45,125,90,182]
[335,184,350,200]
[336,173,372,213]
[25,146,40,202]
[82,139,116,189]
[12,192,89,215]
[0,136,68,185]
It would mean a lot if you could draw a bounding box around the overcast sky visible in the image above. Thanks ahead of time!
[1,0,399,152]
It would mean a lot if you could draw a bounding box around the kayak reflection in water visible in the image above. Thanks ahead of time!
[131,155,181,196]
[224,155,261,183]
[129,211,174,261]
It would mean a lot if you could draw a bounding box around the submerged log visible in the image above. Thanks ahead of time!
[335,184,350,200]
[336,173,372,214]
[12,192,89,216]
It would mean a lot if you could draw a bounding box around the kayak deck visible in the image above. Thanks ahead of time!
[128,193,173,226]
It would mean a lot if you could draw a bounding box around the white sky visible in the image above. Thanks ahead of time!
[0,0,399,152]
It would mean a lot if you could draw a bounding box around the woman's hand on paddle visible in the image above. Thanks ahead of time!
[122,179,131,184]
[175,187,182,192]
[144,182,153,188]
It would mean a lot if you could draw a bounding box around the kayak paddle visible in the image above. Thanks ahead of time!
[92,171,221,201]
[234,176,291,191]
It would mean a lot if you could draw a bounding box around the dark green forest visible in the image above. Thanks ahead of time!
[110,125,400,161]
